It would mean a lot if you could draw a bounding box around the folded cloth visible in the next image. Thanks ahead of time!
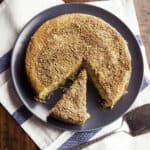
[0,0,150,150]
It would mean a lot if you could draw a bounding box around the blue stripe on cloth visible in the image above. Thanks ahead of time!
[58,129,100,150]
[141,77,150,91]
[0,50,12,73]
[12,105,32,125]
[135,34,143,46]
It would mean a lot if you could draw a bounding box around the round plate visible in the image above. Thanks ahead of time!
[11,3,143,131]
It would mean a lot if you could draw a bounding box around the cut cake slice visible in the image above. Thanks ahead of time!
[49,69,90,125]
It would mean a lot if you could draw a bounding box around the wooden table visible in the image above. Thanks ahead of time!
[0,0,150,149]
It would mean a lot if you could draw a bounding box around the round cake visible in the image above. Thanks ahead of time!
[25,13,131,108]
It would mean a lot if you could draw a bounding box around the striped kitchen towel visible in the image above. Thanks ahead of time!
[0,0,150,150]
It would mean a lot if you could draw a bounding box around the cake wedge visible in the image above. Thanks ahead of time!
[49,69,90,125]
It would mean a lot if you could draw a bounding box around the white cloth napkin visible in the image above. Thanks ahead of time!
[0,0,150,150]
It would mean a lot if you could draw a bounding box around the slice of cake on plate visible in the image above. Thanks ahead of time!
[49,69,90,125]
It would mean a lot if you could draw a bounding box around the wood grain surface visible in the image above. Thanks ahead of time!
[0,0,150,150]
[134,0,150,65]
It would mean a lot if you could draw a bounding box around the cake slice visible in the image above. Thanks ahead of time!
[49,69,90,125]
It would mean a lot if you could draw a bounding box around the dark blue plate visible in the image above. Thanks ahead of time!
[11,3,143,131]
